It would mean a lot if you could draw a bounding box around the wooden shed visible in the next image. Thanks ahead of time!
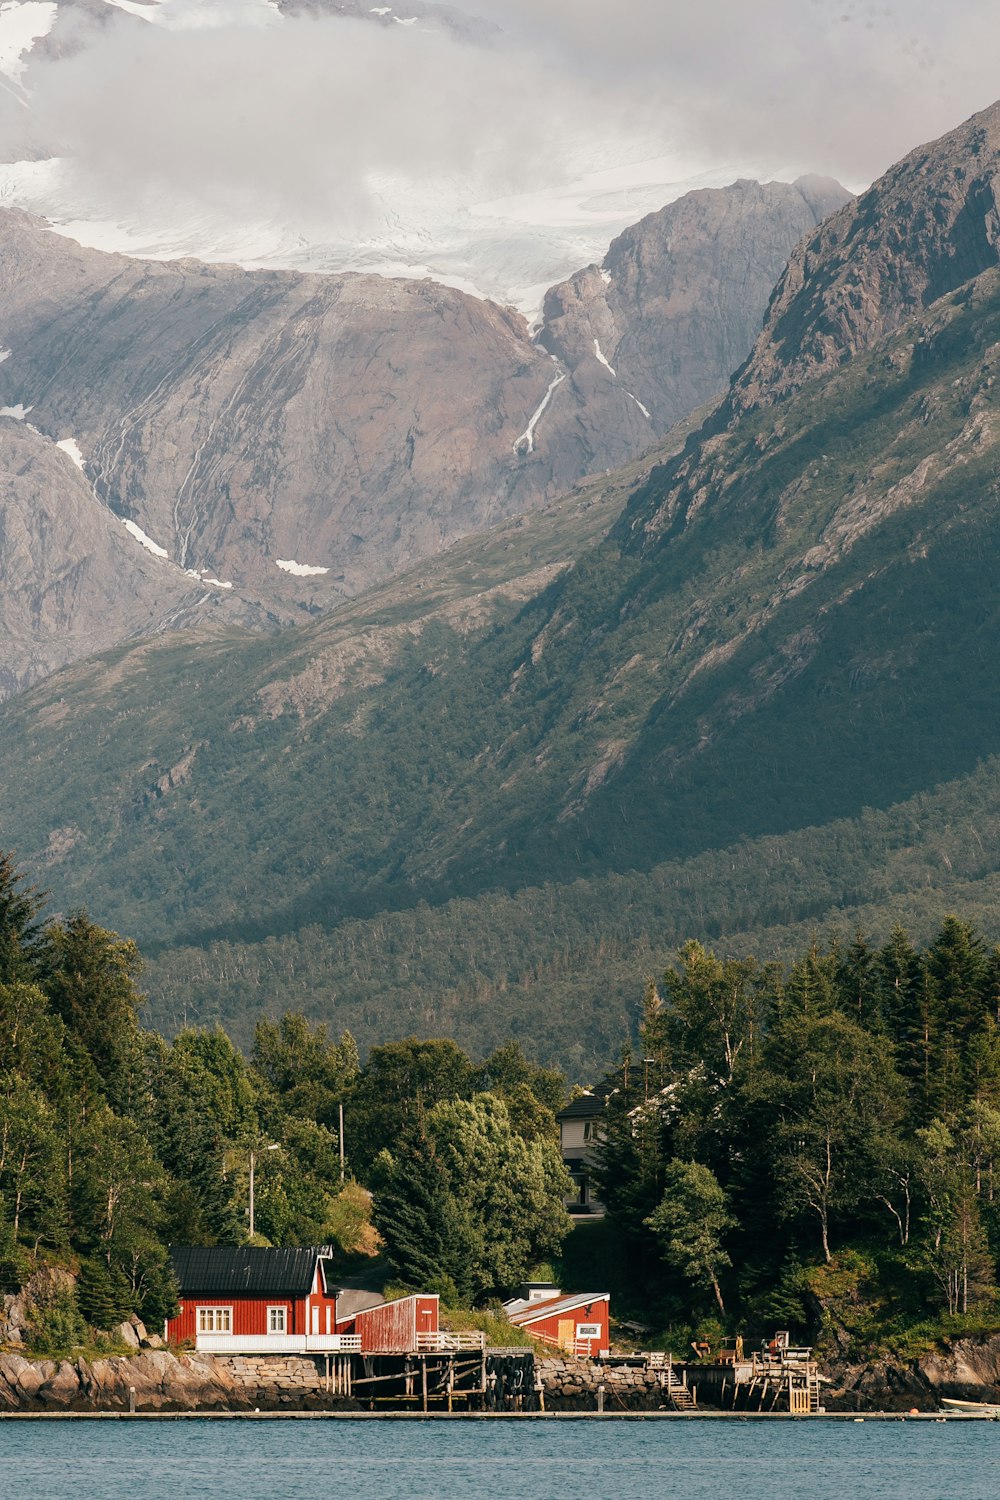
[503,1288,610,1357]
[341,1292,440,1353]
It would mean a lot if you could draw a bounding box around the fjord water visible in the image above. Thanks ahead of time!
[1,1419,997,1500]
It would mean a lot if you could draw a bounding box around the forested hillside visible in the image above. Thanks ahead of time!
[591,916,1000,1351]
[0,853,572,1345]
[4,843,999,1358]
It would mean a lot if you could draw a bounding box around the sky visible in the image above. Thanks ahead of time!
[4,0,1000,304]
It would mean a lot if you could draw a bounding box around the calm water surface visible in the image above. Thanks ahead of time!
[0,1418,997,1500]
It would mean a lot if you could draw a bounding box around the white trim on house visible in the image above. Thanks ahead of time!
[196,1333,362,1354]
[267,1305,288,1335]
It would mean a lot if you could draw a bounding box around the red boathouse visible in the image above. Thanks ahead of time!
[166,1246,444,1355]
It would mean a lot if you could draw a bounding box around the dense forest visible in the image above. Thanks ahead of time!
[594,924,1000,1353]
[0,852,571,1350]
[3,842,1000,1361]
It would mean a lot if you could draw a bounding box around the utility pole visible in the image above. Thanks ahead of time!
[339,1102,345,1182]
[248,1142,280,1239]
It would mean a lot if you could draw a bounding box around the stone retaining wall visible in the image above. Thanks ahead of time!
[538,1357,670,1412]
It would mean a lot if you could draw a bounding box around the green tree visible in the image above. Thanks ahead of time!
[374,1094,571,1299]
[251,1013,358,1129]
[38,914,145,1112]
[346,1038,477,1174]
[766,1012,905,1262]
[0,852,44,985]
[645,1159,734,1314]
[662,942,764,1085]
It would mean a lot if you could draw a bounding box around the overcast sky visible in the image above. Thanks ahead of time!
[20,0,1000,237]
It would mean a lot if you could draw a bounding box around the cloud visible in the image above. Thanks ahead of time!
[16,0,1000,250]
[24,10,644,238]
[477,0,1000,183]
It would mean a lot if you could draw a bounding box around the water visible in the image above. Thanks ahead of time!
[0,1418,997,1500]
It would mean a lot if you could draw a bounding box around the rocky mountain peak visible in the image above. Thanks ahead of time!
[538,175,852,437]
[729,99,1000,416]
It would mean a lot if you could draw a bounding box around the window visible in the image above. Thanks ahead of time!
[576,1323,601,1339]
[197,1306,232,1334]
[268,1305,287,1335]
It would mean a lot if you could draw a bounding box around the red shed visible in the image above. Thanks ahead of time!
[339,1292,439,1352]
[503,1288,610,1357]
[167,1246,355,1354]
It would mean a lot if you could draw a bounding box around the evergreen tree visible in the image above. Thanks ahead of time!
[645,1160,734,1315]
[0,852,43,985]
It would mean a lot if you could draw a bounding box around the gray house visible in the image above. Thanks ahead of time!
[555,1090,609,1217]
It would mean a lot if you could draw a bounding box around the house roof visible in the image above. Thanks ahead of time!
[335,1289,386,1321]
[170,1246,334,1297]
[503,1292,609,1324]
[556,1090,610,1122]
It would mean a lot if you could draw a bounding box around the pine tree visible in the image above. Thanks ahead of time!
[0,852,44,985]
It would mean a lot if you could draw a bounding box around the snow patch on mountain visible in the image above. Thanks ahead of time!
[0,0,56,82]
[123,518,169,558]
[593,339,616,376]
[56,435,84,468]
[276,558,329,577]
[514,369,566,455]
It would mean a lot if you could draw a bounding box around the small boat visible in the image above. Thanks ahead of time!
[939,1398,1000,1417]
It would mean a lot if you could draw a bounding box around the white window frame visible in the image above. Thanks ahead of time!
[197,1306,233,1334]
[576,1322,601,1339]
[267,1305,288,1335]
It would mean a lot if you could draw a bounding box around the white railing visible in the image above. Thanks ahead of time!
[415,1331,486,1352]
[197,1333,362,1355]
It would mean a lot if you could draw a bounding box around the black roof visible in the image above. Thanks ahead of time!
[556,1089,612,1121]
[170,1246,334,1297]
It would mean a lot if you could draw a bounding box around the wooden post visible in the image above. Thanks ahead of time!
[421,1357,428,1413]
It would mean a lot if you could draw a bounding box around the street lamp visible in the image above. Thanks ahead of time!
[248,1142,280,1240]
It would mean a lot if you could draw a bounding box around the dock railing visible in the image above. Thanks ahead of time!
[415,1331,486,1353]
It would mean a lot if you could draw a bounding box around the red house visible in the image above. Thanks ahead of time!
[167,1246,444,1355]
[167,1246,349,1354]
[502,1284,611,1358]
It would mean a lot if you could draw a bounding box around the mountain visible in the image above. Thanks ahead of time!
[0,175,845,694]
[0,417,244,695]
[5,96,996,1070]
[539,176,849,436]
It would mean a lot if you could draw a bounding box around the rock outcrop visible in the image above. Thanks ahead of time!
[0,419,244,697]
[823,1333,1000,1412]
[0,170,847,696]
[540,176,851,443]
[728,100,1000,416]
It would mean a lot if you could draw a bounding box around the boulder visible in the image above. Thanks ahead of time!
[114,1321,141,1351]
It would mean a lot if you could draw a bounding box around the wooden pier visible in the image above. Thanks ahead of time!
[678,1344,822,1414]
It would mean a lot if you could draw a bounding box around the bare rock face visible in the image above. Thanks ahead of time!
[730,100,1000,415]
[618,98,1000,552]
[540,176,852,443]
[0,418,240,698]
[0,171,849,696]
[0,211,577,603]
[823,1333,1000,1412]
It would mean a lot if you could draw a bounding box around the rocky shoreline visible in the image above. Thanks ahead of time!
[822,1332,1000,1412]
